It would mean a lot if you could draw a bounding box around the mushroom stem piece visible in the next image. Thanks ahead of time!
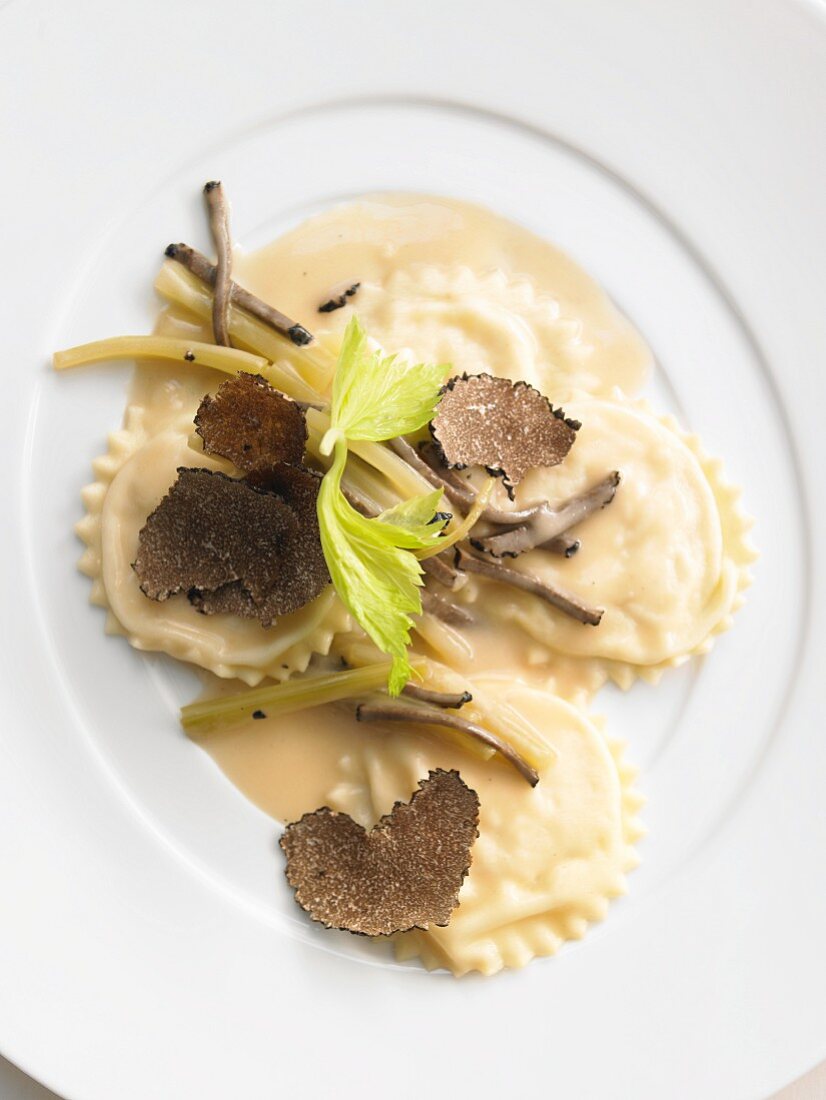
[420,553,461,589]
[165,243,314,347]
[545,534,581,557]
[421,589,475,626]
[356,700,539,787]
[402,684,472,709]
[454,547,603,626]
[472,472,621,557]
[203,182,233,348]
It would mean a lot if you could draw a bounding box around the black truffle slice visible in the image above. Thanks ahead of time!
[194,462,329,621]
[134,468,298,607]
[430,373,579,493]
[280,769,480,937]
[194,372,307,471]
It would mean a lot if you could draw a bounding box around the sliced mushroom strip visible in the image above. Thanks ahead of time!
[203,182,233,347]
[165,242,314,347]
[545,534,581,558]
[402,684,472,709]
[388,436,476,507]
[471,472,621,558]
[420,553,461,589]
[418,441,567,526]
[421,588,475,627]
[454,547,603,627]
[356,699,539,787]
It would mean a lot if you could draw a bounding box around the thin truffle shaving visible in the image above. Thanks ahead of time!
[280,769,480,936]
[430,373,579,494]
[134,468,296,604]
[133,466,329,626]
[194,372,308,471]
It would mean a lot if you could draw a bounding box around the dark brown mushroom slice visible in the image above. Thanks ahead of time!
[420,553,461,590]
[203,181,233,347]
[165,242,314,347]
[133,468,297,604]
[421,588,475,626]
[280,769,480,936]
[454,546,603,627]
[430,373,579,495]
[471,472,621,558]
[402,683,472,709]
[194,372,308,472]
[356,700,539,787]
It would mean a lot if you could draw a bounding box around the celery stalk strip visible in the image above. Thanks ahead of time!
[53,336,269,375]
[181,662,422,737]
[416,477,496,559]
[155,261,333,396]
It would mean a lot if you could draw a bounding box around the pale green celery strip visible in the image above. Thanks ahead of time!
[342,452,401,511]
[467,691,555,772]
[53,336,268,375]
[411,614,473,665]
[349,437,436,500]
[154,261,333,399]
[181,661,423,737]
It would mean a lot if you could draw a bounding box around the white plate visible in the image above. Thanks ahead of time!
[2,2,825,1097]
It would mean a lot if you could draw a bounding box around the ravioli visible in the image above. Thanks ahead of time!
[459,395,755,687]
[324,679,642,976]
[77,405,350,685]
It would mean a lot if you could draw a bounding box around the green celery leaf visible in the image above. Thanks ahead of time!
[331,315,447,442]
[378,489,448,543]
[317,439,444,693]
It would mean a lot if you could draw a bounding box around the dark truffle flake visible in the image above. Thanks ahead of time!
[189,462,329,622]
[194,372,307,472]
[134,468,297,607]
[243,461,330,615]
[318,282,360,313]
[430,372,579,494]
[280,769,480,937]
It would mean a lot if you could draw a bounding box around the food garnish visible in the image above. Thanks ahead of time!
[194,372,308,471]
[133,466,328,625]
[203,181,233,347]
[318,281,360,313]
[431,372,579,494]
[53,335,269,376]
[164,242,314,348]
[356,700,540,786]
[280,769,480,936]
[316,315,450,694]
[470,471,621,558]
[454,546,603,626]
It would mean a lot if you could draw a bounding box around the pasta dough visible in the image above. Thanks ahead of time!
[325,679,643,976]
[459,395,755,687]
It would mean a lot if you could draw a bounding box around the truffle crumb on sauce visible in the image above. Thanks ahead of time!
[318,282,361,313]
[194,372,307,472]
[280,769,480,937]
[430,372,579,494]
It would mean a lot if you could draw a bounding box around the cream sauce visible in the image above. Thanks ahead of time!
[199,679,641,976]
[236,194,652,398]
